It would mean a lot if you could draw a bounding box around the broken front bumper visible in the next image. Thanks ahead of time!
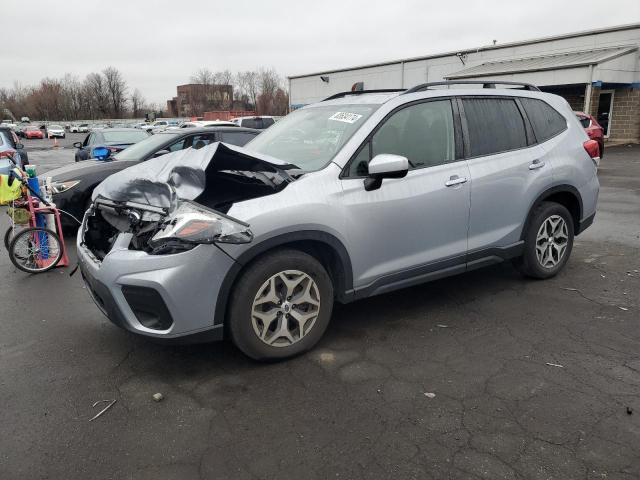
[76,230,235,342]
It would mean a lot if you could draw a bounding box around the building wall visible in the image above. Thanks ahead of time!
[289,25,640,106]
[609,87,640,142]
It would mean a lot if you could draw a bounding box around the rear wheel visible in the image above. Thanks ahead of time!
[228,249,334,361]
[514,201,574,279]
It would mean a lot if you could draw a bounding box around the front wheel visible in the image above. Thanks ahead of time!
[228,249,334,361]
[4,225,26,252]
[8,227,63,273]
[514,201,574,279]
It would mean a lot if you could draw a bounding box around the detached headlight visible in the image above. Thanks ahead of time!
[149,201,253,247]
[50,180,81,194]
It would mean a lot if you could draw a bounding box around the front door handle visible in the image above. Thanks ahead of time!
[445,175,468,187]
[529,159,545,170]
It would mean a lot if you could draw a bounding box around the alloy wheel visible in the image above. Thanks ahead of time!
[535,215,569,268]
[251,270,321,347]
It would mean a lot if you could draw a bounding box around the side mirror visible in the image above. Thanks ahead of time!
[15,143,24,149]
[73,142,83,149]
[152,149,171,158]
[364,154,409,191]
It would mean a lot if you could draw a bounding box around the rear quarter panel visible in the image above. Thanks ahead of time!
[538,98,599,222]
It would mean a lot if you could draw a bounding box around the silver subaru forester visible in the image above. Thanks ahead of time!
[77,81,600,360]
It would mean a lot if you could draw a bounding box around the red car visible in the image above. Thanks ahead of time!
[575,112,604,158]
[23,126,44,139]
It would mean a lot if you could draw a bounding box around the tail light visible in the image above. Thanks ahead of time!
[583,139,600,165]
[0,149,16,158]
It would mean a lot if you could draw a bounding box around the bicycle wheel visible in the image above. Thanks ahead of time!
[4,225,27,253]
[8,227,63,273]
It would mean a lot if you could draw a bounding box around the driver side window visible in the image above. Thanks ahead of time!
[345,100,455,177]
[167,138,188,152]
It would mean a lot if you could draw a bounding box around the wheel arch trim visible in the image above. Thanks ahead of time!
[521,184,583,239]
[213,230,354,327]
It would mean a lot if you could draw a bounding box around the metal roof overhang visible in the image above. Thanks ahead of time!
[445,46,638,80]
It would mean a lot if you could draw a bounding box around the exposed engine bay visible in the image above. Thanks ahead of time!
[82,142,300,259]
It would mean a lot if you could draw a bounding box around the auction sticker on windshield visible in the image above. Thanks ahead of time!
[328,112,363,124]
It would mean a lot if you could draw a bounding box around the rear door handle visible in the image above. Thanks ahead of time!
[529,159,545,170]
[445,175,468,187]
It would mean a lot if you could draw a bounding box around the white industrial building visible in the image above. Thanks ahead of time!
[289,23,640,143]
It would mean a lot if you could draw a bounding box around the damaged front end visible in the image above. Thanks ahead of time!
[81,142,297,259]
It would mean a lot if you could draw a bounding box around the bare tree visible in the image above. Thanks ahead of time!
[131,88,145,118]
[84,72,110,118]
[241,71,259,110]
[191,68,215,85]
[256,68,284,115]
[103,66,128,118]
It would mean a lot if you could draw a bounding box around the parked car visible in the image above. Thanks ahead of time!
[73,128,150,162]
[76,82,600,360]
[176,120,236,129]
[47,124,66,139]
[0,126,28,170]
[48,126,260,227]
[23,125,44,139]
[231,116,276,130]
[575,111,604,158]
[89,123,108,132]
[70,124,87,133]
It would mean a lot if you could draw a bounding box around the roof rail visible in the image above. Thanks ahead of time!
[403,80,541,94]
[322,89,405,102]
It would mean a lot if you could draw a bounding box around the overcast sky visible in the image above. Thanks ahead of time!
[3,0,639,104]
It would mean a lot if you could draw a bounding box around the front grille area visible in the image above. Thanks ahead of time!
[83,209,120,261]
[121,286,174,330]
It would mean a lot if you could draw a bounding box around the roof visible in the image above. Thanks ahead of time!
[446,46,639,79]
[288,22,640,79]
[155,126,259,135]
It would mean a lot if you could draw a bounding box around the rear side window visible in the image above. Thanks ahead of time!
[262,118,275,128]
[240,118,259,129]
[520,98,567,142]
[462,98,527,157]
[221,131,258,146]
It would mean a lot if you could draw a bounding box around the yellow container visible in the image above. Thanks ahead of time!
[0,174,22,205]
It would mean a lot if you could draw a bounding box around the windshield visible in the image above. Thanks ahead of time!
[103,130,149,143]
[244,104,377,171]
[49,125,62,129]
[115,132,181,161]
[25,126,38,131]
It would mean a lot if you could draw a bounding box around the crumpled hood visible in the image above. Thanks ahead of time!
[92,142,297,214]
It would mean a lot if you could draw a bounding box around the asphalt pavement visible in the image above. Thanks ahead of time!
[0,145,639,480]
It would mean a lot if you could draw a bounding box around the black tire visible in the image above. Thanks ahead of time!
[513,201,574,279]
[3,226,20,252]
[8,227,63,273]
[228,249,334,361]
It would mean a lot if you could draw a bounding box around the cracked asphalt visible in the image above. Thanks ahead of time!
[1,145,639,480]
